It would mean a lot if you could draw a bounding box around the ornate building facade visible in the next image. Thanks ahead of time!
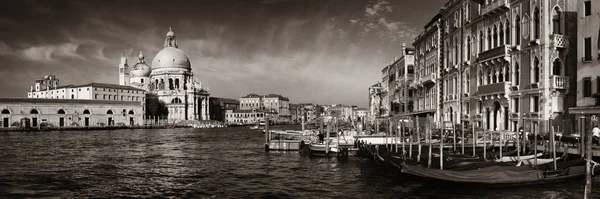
[374,0,577,134]
[119,27,211,122]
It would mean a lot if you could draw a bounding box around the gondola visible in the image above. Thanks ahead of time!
[401,159,600,187]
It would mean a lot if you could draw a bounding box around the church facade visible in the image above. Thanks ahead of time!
[119,27,211,121]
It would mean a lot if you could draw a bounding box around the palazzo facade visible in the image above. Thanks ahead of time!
[373,0,577,134]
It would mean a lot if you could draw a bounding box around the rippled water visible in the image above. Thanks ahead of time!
[0,126,599,198]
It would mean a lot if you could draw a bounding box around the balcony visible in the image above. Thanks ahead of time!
[476,82,510,96]
[477,45,510,63]
[551,34,569,49]
[481,0,510,16]
[422,73,437,85]
[551,75,569,89]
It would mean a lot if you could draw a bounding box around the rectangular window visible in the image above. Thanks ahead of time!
[532,96,540,112]
[584,77,592,97]
[585,37,592,61]
[514,98,519,112]
[585,1,592,16]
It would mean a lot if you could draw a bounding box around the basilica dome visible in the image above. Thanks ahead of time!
[151,47,191,70]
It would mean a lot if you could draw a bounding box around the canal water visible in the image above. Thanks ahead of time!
[0,126,599,198]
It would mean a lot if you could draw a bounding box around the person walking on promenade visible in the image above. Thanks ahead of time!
[592,125,600,148]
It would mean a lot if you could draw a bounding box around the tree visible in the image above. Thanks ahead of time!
[145,93,168,119]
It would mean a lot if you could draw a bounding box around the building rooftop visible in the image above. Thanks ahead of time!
[39,82,147,92]
[0,98,142,105]
[230,109,277,114]
[241,93,289,101]
[211,97,239,104]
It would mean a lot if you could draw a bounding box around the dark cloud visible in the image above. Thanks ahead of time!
[0,0,445,107]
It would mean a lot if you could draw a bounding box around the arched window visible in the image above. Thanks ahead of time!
[141,79,144,83]
[493,25,498,47]
[499,23,504,45]
[83,109,91,114]
[552,7,562,34]
[533,57,540,83]
[168,78,174,90]
[58,109,65,114]
[466,36,471,60]
[30,109,39,114]
[128,110,135,115]
[553,59,562,75]
[175,78,180,89]
[155,79,159,89]
[71,94,74,99]
[515,16,521,45]
[505,20,510,45]
[479,31,484,52]
[107,110,113,114]
[1,109,9,114]
[171,98,182,104]
[533,7,540,40]
[487,28,492,50]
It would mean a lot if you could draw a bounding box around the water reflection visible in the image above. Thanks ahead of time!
[0,127,599,198]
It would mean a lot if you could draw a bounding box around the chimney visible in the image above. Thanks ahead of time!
[402,43,406,55]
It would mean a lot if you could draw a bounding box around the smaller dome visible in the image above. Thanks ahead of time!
[130,62,151,77]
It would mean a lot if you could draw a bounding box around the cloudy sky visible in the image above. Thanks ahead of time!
[0,0,446,107]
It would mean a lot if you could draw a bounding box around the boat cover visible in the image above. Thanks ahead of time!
[402,163,543,184]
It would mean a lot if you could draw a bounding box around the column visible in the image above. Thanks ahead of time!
[485,108,490,131]
[203,97,208,120]
[200,97,206,120]
[206,96,210,121]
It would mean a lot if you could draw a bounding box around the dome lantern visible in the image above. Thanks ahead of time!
[152,27,190,70]
[164,26,178,48]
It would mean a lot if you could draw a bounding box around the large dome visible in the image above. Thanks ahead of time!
[151,47,191,69]
[130,62,151,77]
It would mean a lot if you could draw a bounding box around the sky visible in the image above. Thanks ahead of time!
[0,0,447,107]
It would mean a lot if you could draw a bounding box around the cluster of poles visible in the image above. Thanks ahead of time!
[370,114,598,198]
[371,115,560,170]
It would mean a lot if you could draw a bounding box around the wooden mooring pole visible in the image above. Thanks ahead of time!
[472,124,476,157]
[585,115,592,199]
[417,117,421,162]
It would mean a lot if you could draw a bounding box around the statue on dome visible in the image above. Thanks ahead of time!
[194,80,202,90]
[186,81,193,91]
[158,81,165,90]
[149,82,155,91]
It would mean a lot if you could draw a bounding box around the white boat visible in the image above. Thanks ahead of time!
[494,153,544,163]
[517,157,563,166]
[266,130,315,151]
[308,139,340,156]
